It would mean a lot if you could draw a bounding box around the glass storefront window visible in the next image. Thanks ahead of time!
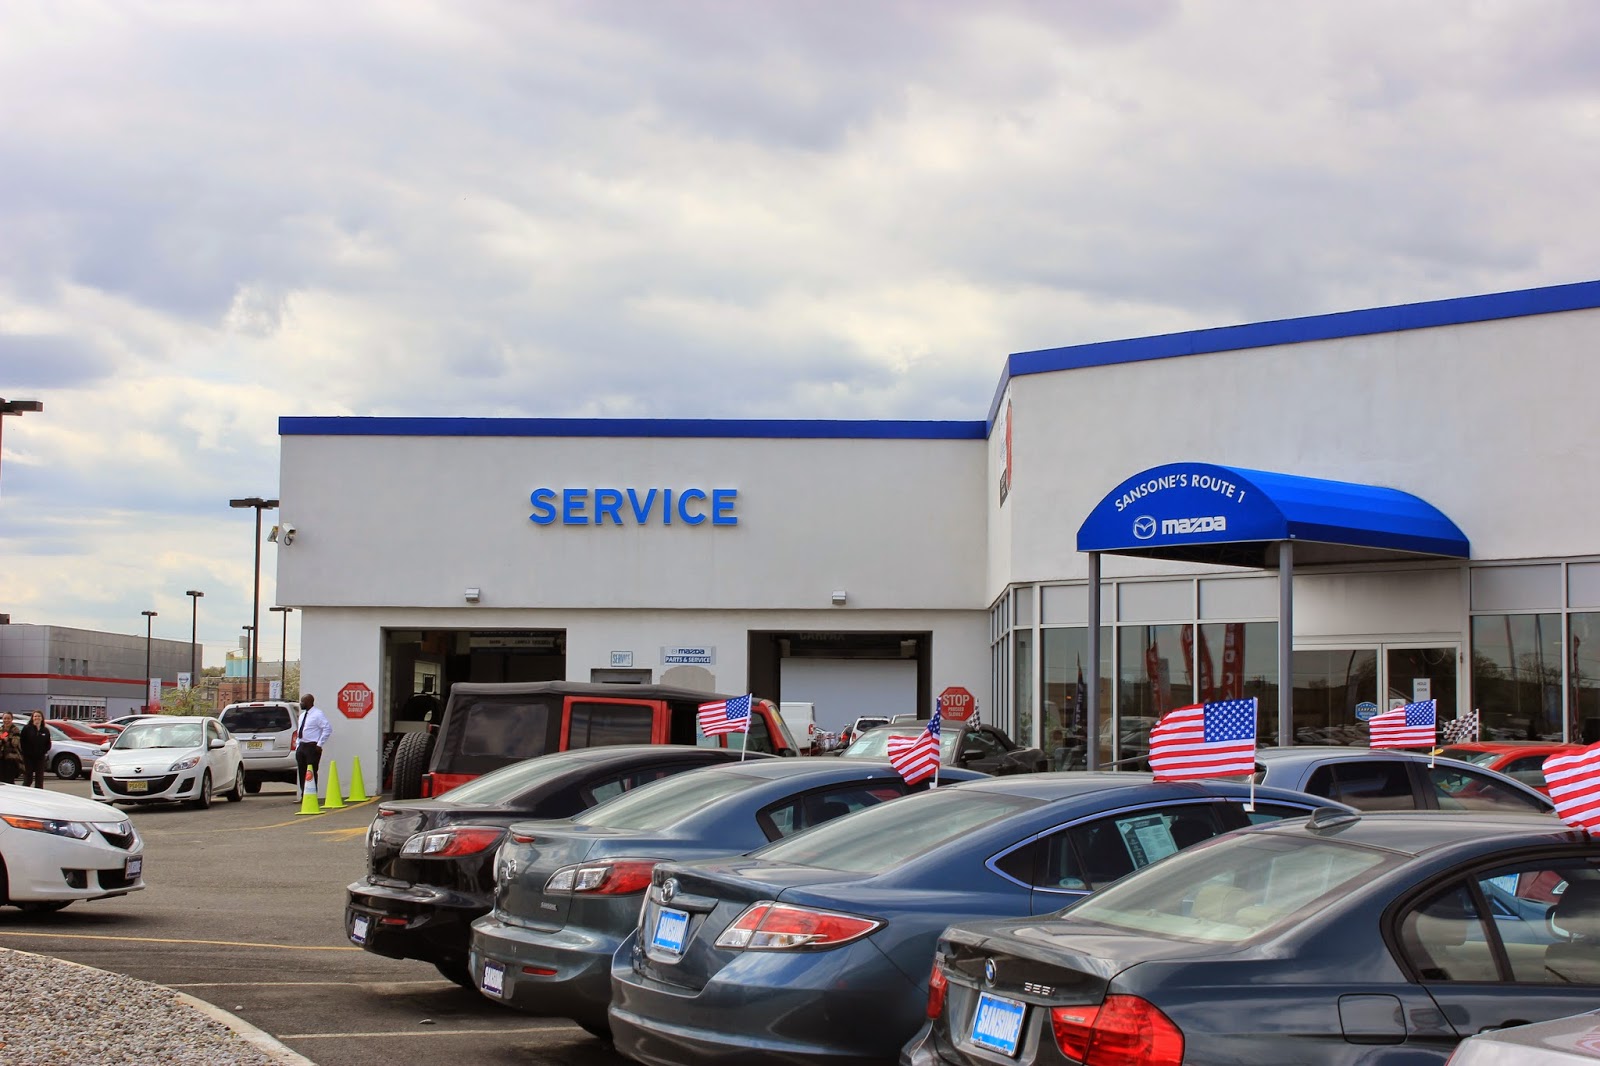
[1573,613,1600,744]
[1041,627,1111,770]
[1014,629,1033,747]
[1199,622,1280,745]
[1116,625,1193,768]
[1471,614,1563,742]
[1291,649,1377,747]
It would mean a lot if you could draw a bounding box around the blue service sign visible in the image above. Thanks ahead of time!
[529,487,739,526]
[1078,463,1286,552]
[1355,701,1379,721]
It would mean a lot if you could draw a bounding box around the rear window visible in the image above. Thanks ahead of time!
[435,752,604,805]
[221,707,293,732]
[751,789,1037,874]
[1066,834,1396,943]
[568,702,654,747]
[437,694,557,772]
[579,769,759,830]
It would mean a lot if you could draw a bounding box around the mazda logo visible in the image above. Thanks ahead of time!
[1133,515,1157,540]
[984,958,997,987]
[661,877,678,904]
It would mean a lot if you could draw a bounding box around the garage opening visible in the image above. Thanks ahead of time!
[747,630,931,738]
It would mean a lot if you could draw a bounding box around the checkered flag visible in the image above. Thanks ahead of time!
[1440,709,1480,744]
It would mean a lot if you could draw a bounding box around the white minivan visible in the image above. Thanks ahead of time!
[218,701,301,793]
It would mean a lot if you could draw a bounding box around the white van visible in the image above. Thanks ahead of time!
[778,702,819,752]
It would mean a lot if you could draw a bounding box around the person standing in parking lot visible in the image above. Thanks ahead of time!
[20,710,51,788]
[296,693,333,798]
[0,713,22,784]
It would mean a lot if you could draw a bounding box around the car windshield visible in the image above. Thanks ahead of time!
[839,728,960,762]
[577,769,758,830]
[1438,747,1500,767]
[437,753,607,805]
[114,722,205,750]
[1064,833,1398,943]
[752,789,1037,873]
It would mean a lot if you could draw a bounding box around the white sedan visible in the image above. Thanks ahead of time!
[91,717,244,809]
[0,783,145,910]
[44,724,110,780]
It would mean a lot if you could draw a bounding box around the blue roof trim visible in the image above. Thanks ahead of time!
[989,278,1600,427]
[278,416,987,440]
[1077,463,1469,559]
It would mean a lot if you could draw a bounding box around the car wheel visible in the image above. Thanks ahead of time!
[53,754,81,780]
[390,731,435,800]
[192,771,213,810]
[432,959,475,989]
[245,778,262,794]
[17,900,70,913]
[227,767,245,802]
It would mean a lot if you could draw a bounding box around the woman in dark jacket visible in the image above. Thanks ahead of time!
[0,713,22,785]
[19,711,52,788]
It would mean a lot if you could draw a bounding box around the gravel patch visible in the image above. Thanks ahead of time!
[0,947,312,1065]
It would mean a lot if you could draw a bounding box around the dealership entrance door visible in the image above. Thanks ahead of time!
[1291,643,1459,746]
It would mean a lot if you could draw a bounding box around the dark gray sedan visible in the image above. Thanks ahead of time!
[1255,746,1555,812]
[469,758,987,1036]
[907,810,1600,1066]
[608,774,1346,1065]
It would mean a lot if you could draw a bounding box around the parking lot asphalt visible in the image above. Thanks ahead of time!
[0,778,631,1066]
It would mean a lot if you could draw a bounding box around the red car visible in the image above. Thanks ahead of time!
[1437,740,1583,795]
[46,719,118,745]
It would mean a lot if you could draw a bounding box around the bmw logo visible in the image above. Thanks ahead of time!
[1133,515,1157,540]
[984,958,997,987]
[661,877,678,904]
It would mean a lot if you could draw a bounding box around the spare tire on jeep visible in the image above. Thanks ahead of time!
[390,730,435,800]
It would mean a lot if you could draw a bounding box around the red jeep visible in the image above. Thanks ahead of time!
[388,681,800,799]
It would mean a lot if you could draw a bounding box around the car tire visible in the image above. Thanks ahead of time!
[391,731,434,801]
[192,771,213,810]
[245,778,262,794]
[17,900,70,913]
[53,754,81,780]
[227,768,245,802]
[433,959,474,989]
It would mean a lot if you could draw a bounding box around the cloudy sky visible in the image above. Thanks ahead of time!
[2,0,1597,667]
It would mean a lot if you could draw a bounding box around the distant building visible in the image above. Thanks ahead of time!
[216,634,298,707]
[0,623,197,720]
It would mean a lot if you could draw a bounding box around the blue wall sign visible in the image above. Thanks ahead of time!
[529,487,738,526]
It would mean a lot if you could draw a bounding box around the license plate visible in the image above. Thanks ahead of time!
[125,855,143,880]
[127,780,149,793]
[651,907,690,956]
[351,915,369,945]
[247,740,267,750]
[482,960,505,997]
[971,991,1027,1057]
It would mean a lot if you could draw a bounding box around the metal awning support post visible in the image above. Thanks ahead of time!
[1279,541,1294,747]
[1087,551,1102,771]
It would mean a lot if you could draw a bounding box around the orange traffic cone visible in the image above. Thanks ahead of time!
[296,766,322,816]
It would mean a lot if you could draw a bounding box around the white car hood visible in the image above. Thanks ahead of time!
[0,782,132,823]
[97,747,203,773]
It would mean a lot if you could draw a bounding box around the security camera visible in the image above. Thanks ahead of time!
[282,525,296,546]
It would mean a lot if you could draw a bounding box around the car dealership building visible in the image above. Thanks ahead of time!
[278,278,1600,793]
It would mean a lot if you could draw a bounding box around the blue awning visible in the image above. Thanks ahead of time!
[1077,463,1469,566]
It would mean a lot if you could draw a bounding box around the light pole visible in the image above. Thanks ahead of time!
[229,497,278,703]
[241,626,256,699]
[0,398,43,494]
[270,606,292,700]
[141,610,158,711]
[185,590,204,684]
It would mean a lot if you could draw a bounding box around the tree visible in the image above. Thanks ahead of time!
[160,685,212,717]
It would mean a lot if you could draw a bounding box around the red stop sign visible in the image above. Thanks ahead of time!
[337,682,375,719]
[939,686,976,722]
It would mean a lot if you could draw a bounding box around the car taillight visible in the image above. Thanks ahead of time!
[713,901,882,951]
[1050,995,1183,1066]
[508,829,538,845]
[926,960,948,1019]
[544,859,658,895]
[399,827,505,858]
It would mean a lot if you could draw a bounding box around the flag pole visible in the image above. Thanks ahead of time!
[931,695,941,789]
[740,695,750,762]
[1246,696,1257,811]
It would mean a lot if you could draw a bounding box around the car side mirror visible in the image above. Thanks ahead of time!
[209,738,225,750]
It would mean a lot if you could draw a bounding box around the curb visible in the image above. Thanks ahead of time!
[12,948,317,1066]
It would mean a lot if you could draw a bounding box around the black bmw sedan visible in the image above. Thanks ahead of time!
[346,744,765,985]
[905,809,1600,1066]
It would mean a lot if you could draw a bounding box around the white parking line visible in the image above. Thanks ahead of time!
[279,1026,577,1039]
[170,980,452,988]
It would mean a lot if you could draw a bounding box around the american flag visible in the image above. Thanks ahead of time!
[1369,700,1437,749]
[697,694,752,737]
[1544,742,1600,834]
[887,706,941,786]
[1440,709,1480,745]
[1148,698,1257,781]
